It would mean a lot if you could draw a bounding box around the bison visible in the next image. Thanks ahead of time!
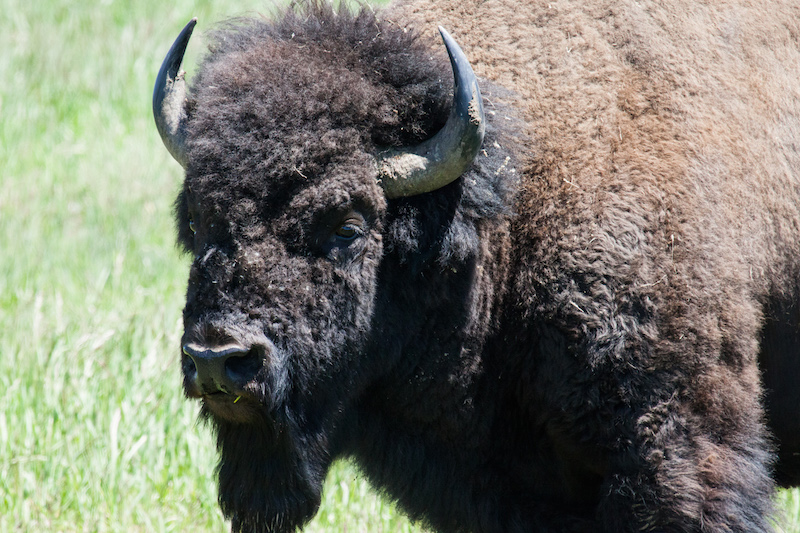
[152,1,800,531]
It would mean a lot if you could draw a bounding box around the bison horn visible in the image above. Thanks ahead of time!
[378,27,486,198]
[153,18,197,168]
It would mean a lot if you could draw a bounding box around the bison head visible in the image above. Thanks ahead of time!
[153,6,485,532]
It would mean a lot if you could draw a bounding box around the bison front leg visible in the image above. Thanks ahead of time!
[529,277,776,531]
[594,373,775,532]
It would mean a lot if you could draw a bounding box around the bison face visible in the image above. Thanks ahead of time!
[177,158,384,426]
[154,7,484,531]
[175,148,386,528]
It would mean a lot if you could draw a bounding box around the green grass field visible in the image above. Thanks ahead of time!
[1,0,798,531]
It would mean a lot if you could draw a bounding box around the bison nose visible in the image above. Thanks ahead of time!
[182,343,260,395]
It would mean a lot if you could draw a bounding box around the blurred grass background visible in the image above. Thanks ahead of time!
[0,0,797,531]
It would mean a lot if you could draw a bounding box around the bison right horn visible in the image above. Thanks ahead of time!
[377,27,486,198]
[153,18,196,168]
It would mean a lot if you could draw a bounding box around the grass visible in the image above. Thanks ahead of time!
[0,0,797,531]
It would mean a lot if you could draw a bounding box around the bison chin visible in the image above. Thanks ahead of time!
[204,404,330,533]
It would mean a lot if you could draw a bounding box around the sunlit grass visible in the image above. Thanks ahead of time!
[0,0,796,531]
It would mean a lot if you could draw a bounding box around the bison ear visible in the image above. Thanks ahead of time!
[377,27,486,198]
[153,18,197,168]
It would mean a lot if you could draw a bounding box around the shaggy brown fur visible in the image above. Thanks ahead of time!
[161,1,800,531]
[392,0,800,488]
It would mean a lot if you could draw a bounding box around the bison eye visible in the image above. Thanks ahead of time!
[335,224,358,241]
[321,214,366,255]
[189,218,196,234]
[318,211,367,258]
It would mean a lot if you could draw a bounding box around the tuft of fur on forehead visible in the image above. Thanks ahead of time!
[184,2,450,193]
[177,0,522,270]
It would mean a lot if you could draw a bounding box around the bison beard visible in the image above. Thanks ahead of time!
[152,1,800,532]
[210,407,327,533]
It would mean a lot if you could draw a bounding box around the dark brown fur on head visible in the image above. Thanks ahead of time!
[184,3,449,194]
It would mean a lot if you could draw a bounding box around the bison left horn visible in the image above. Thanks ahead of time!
[377,27,486,198]
[153,18,196,168]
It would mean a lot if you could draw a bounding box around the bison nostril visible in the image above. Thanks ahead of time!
[182,343,258,394]
[225,349,262,382]
[182,351,197,374]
